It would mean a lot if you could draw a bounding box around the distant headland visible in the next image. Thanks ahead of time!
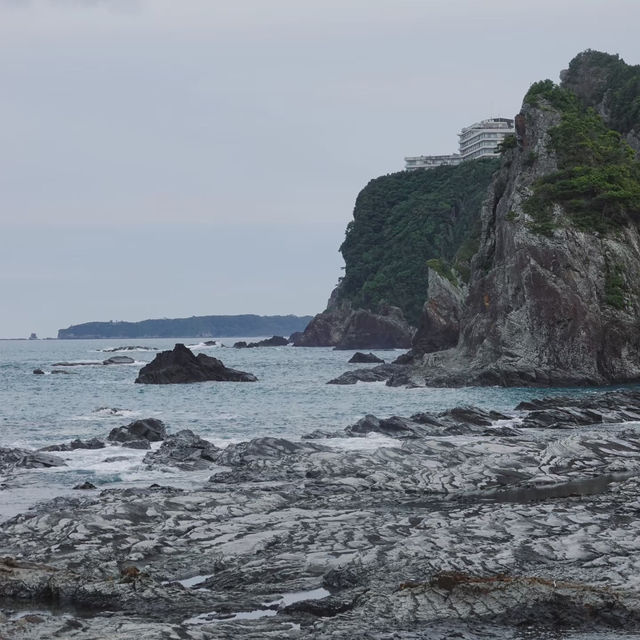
[57,314,313,339]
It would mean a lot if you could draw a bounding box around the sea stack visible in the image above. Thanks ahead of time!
[135,344,257,384]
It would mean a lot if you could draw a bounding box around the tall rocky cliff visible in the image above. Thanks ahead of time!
[406,50,640,386]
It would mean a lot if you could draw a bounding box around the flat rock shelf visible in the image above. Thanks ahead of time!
[3,391,640,638]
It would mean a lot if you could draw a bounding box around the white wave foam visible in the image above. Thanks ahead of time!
[53,360,104,366]
[96,346,159,353]
[93,407,138,418]
[186,341,220,350]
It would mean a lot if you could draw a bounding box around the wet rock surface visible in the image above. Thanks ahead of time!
[347,352,385,364]
[143,429,221,470]
[0,448,66,475]
[233,336,289,348]
[327,363,405,385]
[41,438,106,452]
[107,418,167,444]
[102,355,135,365]
[5,390,640,638]
[101,346,158,352]
[135,344,258,384]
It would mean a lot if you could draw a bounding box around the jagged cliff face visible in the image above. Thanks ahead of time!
[291,296,415,349]
[418,96,640,386]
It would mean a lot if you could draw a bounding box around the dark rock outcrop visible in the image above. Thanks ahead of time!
[32,369,44,375]
[102,355,135,365]
[292,297,414,349]
[214,436,329,467]
[348,352,385,364]
[134,344,257,384]
[233,336,289,348]
[0,448,66,475]
[143,429,221,470]
[73,481,97,490]
[107,418,167,443]
[327,364,405,385]
[41,438,105,452]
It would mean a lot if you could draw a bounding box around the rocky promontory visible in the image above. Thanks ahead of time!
[292,300,414,349]
[135,344,257,384]
[329,51,640,387]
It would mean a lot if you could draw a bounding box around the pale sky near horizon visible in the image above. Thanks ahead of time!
[1,0,638,337]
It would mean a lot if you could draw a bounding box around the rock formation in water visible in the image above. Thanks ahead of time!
[348,352,385,364]
[107,418,167,443]
[233,336,289,348]
[135,344,257,384]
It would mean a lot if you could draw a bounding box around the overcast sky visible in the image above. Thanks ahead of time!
[1,0,638,337]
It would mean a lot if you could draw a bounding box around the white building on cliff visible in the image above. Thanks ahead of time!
[404,116,515,170]
[404,153,462,171]
[458,117,515,161]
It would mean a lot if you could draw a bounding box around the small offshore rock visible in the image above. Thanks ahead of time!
[0,448,67,474]
[73,481,97,490]
[234,336,289,348]
[102,355,135,365]
[348,352,385,364]
[135,343,257,384]
[32,369,45,375]
[40,438,105,452]
[107,418,167,444]
[328,366,393,385]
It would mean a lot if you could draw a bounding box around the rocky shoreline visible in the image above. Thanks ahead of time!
[2,390,640,638]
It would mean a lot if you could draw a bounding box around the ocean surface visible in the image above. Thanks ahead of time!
[0,337,631,518]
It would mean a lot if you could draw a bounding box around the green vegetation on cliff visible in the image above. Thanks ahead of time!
[561,50,640,135]
[338,158,498,324]
[523,78,640,234]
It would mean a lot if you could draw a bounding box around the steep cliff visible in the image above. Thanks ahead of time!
[295,159,498,347]
[408,51,640,386]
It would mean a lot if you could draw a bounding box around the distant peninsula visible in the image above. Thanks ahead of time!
[57,314,313,339]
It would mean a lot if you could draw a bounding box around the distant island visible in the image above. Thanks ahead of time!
[57,314,313,339]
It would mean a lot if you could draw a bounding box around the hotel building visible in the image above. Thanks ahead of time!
[458,117,515,161]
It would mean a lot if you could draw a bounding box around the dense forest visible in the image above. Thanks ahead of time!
[337,158,499,324]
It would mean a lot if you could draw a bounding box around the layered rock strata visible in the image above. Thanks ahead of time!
[4,391,640,638]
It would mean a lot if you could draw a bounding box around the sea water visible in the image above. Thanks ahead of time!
[0,337,629,516]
